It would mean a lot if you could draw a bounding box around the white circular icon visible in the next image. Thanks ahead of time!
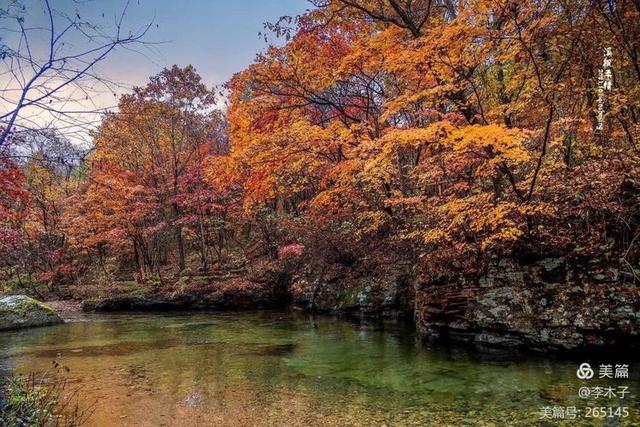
[576,363,594,380]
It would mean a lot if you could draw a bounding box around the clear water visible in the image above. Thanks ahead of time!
[0,311,638,426]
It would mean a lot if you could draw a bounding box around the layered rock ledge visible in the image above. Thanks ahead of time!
[414,258,640,351]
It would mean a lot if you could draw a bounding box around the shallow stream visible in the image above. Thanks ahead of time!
[1,311,638,426]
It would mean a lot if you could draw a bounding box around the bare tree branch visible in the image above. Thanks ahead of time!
[0,0,154,146]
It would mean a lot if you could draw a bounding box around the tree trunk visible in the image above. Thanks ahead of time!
[198,214,208,272]
[176,222,185,271]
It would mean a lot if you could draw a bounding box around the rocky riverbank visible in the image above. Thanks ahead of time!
[75,257,640,353]
[81,273,290,312]
[414,258,640,352]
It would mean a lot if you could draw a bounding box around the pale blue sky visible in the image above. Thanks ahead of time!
[104,0,309,88]
[14,0,309,91]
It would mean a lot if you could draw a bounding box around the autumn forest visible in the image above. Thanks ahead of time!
[2,0,638,301]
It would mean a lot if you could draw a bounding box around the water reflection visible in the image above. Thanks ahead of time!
[0,311,638,426]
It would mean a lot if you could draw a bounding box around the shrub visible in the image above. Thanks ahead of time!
[0,360,92,427]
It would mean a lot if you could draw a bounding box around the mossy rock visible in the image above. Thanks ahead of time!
[0,295,63,331]
[335,279,393,313]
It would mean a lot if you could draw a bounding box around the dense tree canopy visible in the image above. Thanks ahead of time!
[221,0,639,276]
[0,0,638,296]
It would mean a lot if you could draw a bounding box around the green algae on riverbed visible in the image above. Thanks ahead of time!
[0,311,639,426]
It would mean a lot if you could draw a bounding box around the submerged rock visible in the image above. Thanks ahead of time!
[0,295,63,331]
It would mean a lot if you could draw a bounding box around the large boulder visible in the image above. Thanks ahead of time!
[0,295,63,331]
